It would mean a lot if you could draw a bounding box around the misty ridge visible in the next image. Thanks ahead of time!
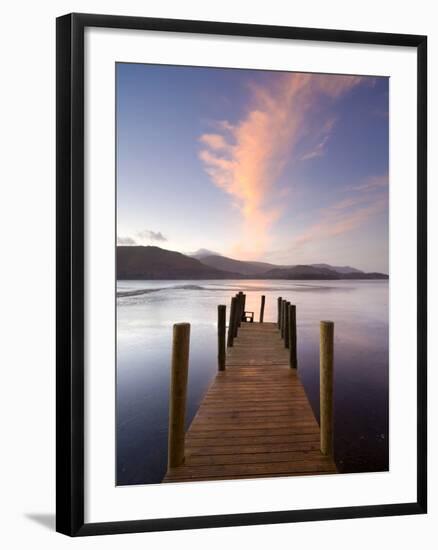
[117,246,388,280]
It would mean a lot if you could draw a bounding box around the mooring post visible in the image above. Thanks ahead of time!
[279,299,283,336]
[284,301,290,348]
[281,300,287,339]
[278,298,283,336]
[227,297,237,347]
[289,304,297,369]
[260,295,266,323]
[234,294,240,337]
[277,297,282,328]
[218,305,226,371]
[320,321,334,456]
[236,292,243,328]
[241,292,246,321]
[168,323,190,469]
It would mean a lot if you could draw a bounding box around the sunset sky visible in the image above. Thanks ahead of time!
[116,63,389,273]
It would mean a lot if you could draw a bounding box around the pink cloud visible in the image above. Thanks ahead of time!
[199,72,365,258]
[291,174,388,251]
[300,134,330,161]
[299,116,336,161]
[350,174,389,192]
[199,133,229,151]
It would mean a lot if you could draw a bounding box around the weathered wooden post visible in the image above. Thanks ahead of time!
[236,292,242,328]
[284,301,290,348]
[168,323,190,469]
[233,294,240,337]
[279,299,283,336]
[259,295,266,323]
[227,297,237,347]
[278,298,283,336]
[241,293,246,321]
[277,297,282,328]
[320,321,334,456]
[289,304,297,369]
[218,305,226,371]
[281,300,287,339]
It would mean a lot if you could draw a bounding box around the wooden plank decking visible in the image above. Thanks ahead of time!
[163,322,337,483]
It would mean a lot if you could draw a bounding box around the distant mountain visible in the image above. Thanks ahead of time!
[197,254,385,278]
[263,265,388,280]
[189,248,219,259]
[343,272,389,280]
[117,246,388,280]
[199,255,277,276]
[264,265,341,279]
[117,246,239,280]
[311,263,363,274]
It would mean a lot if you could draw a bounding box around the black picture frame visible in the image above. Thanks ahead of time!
[56,12,427,536]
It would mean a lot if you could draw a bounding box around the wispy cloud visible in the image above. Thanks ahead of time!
[199,73,365,258]
[118,230,168,246]
[300,134,330,161]
[290,174,388,251]
[137,229,167,242]
[117,236,136,245]
[199,133,228,150]
[349,174,388,192]
[299,117,336,161]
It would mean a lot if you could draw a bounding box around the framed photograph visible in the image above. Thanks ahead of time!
[56,13,427,536]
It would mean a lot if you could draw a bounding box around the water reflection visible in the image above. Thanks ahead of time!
[117,279,388,485]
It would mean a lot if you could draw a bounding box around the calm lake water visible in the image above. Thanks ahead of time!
[116,279,389,485]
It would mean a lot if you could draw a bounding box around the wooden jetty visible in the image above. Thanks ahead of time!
[163,296,337,483]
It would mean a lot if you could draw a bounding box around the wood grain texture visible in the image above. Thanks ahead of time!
[217,305,226,371]
[259,295,265,323]
[163,322,337,482]
[289,304,298,369]
[167,323,190,469]
[227,297,237,348]
[320,321,334,456]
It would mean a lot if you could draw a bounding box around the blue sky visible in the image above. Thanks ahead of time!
[116,63,389,272]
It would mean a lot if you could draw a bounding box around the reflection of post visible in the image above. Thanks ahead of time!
[277,297,282,328]
[227,297,237,347]
[284,302,290,348]
[168,323,190,469]
[320,321,334,456]
[217,305,226,371]
[289,305,297,369]
[259,295,266,323]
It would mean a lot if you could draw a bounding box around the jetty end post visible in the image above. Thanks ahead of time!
[241,292,246,321]
[227,296,237,347]
[284,302,290,348]
[289,304,297,369]
[233,294,240,337]
[279,299,284,336]
[260,295,266,323]
[281,300,287,340]
[236,292,243,328]
[277,297,282,328]
[168,323,190,469]
[218,304,226,371]
[320,321,334,456]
